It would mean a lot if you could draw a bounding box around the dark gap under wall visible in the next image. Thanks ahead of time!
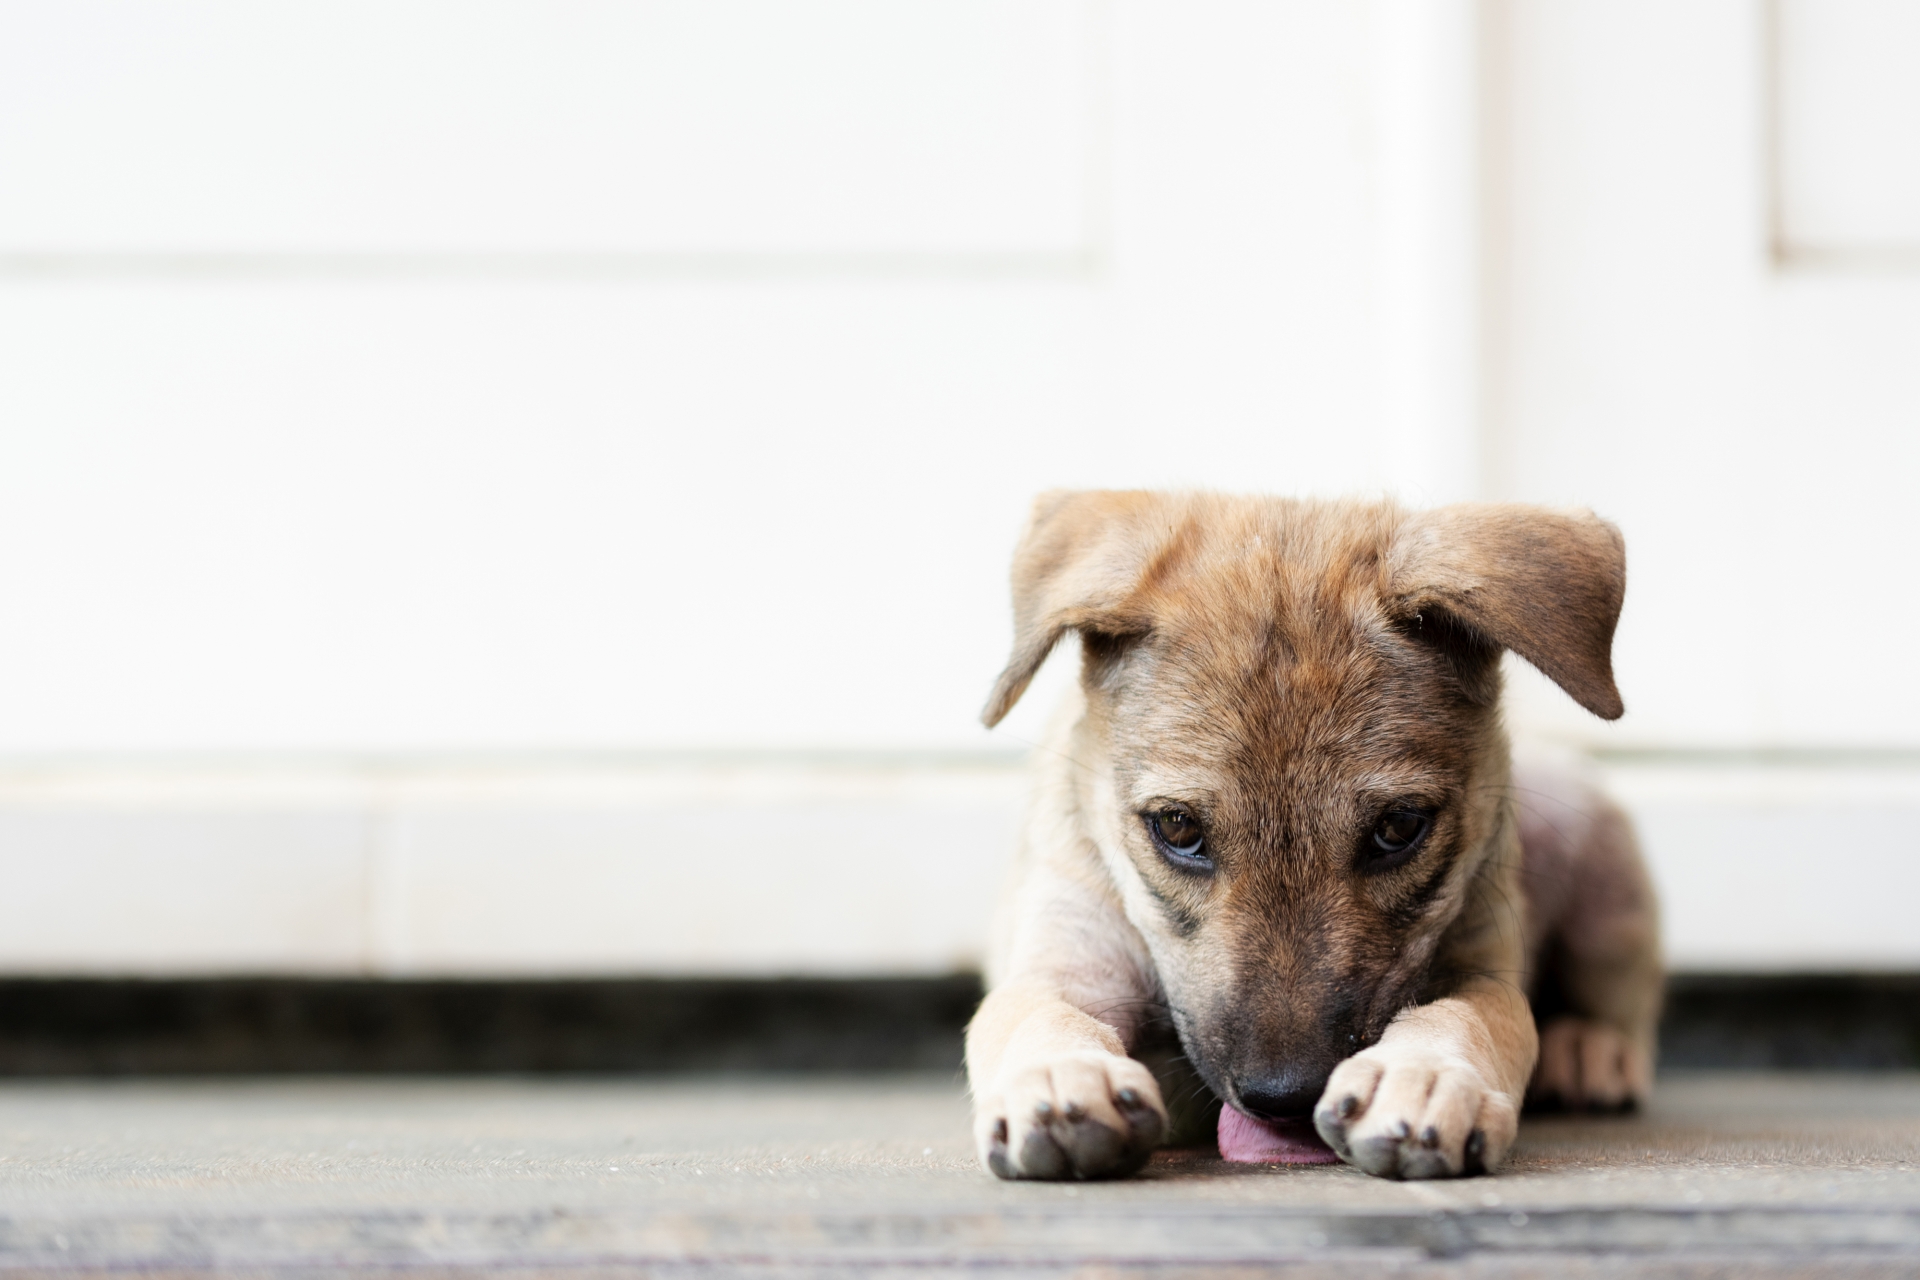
[1658,973,1920,1070]
[0,973,1911,1075]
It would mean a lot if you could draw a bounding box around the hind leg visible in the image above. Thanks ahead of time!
[1513,763,1664,1112]
[1534,1014,1649,1111]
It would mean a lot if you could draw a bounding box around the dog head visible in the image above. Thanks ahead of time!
[983,492,1625,1122]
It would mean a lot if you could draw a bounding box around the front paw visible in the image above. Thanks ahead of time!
[1312,1048,1518,1179]
[1530,1017,1651,1113]
[975,1051,1167,1180]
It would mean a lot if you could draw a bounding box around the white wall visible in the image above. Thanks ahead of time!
[0,0,1914,974]
[0,0,1402,755]
[1490,0,1920,752]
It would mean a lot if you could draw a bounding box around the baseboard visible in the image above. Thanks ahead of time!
[0,973,1913,1075]
[0,753,1026,976]
[0,750,1916,976]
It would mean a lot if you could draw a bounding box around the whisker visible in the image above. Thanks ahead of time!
[991,730,1101,781]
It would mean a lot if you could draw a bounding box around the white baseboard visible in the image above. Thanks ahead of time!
[1593,752,1920,972]
[0,751,1911,976]
[0,754,1026,977]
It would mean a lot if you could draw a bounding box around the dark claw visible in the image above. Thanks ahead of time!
[1034,1100,1054,1119]
[1388,1119,1411,1141]
[1121,1098,1166,1145]
[1058,1114,1127,1177]
[1464,1129,1488,1175]
[1017,1123,1069,1179]
[1063,1100,1086,1121]
[1419,1125,1440,1149]
[986,1117,1014,1179]
[1399,1143,1454,1181]
[1116,1087,1142,1108]
[1100,1141,1155,1179]
[1313,1114,1348,1161]
[1337,1095,1360,1119]
[1350,1131,1407,1179]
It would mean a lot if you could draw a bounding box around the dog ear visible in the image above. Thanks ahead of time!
[1389,503,1627,720]
[981,490,1181,727]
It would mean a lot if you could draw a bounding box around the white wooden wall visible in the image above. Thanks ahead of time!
[0,0,1913,974]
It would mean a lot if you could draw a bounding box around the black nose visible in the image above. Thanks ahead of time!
[1237,1067,1331,1120]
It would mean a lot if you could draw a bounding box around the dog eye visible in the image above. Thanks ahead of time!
[1147,808,1208,864]
[1364,808,1432,868]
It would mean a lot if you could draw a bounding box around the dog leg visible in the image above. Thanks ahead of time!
[1533,1015,1649,1111]
[968,688,1171,1180]
[1313,845,1537,1179]
[1312,984,1533,1178]
[968,975,1168,1179]
[1514,764,1662,1112]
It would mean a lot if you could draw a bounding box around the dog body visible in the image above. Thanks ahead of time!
[966,493,1662,1181]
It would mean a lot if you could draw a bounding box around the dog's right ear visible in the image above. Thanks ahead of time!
[981,490,1182,727]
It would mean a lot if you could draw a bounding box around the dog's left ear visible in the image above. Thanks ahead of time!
[981,489,1186,727]
[1389,503,1627,720]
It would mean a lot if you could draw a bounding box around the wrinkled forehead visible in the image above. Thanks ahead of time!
[1111,570,1414,772]
[1157,504,1398,634]
[1151,509,1403,675]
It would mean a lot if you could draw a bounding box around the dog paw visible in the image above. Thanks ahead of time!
[1312,1048,1518,1179]
[1530,1017,1650,1113]
[975,1051,1167,1180]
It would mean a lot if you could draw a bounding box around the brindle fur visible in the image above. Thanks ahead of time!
[966,492,1663,1181]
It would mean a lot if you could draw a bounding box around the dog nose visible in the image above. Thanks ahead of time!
[1236,1067,1331,1119]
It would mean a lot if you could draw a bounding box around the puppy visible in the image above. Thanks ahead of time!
[966,492,1662,1181]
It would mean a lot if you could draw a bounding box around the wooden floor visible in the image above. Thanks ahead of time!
[0,1072,1915,1276]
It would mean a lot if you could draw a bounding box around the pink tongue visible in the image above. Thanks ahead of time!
[1217,1107,1340,1164]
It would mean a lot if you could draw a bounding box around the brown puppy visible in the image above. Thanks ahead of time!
[966,492,1662,1181]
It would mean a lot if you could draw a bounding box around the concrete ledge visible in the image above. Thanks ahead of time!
[0,1074,1912,1275]
[4,1201,1917,1272]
